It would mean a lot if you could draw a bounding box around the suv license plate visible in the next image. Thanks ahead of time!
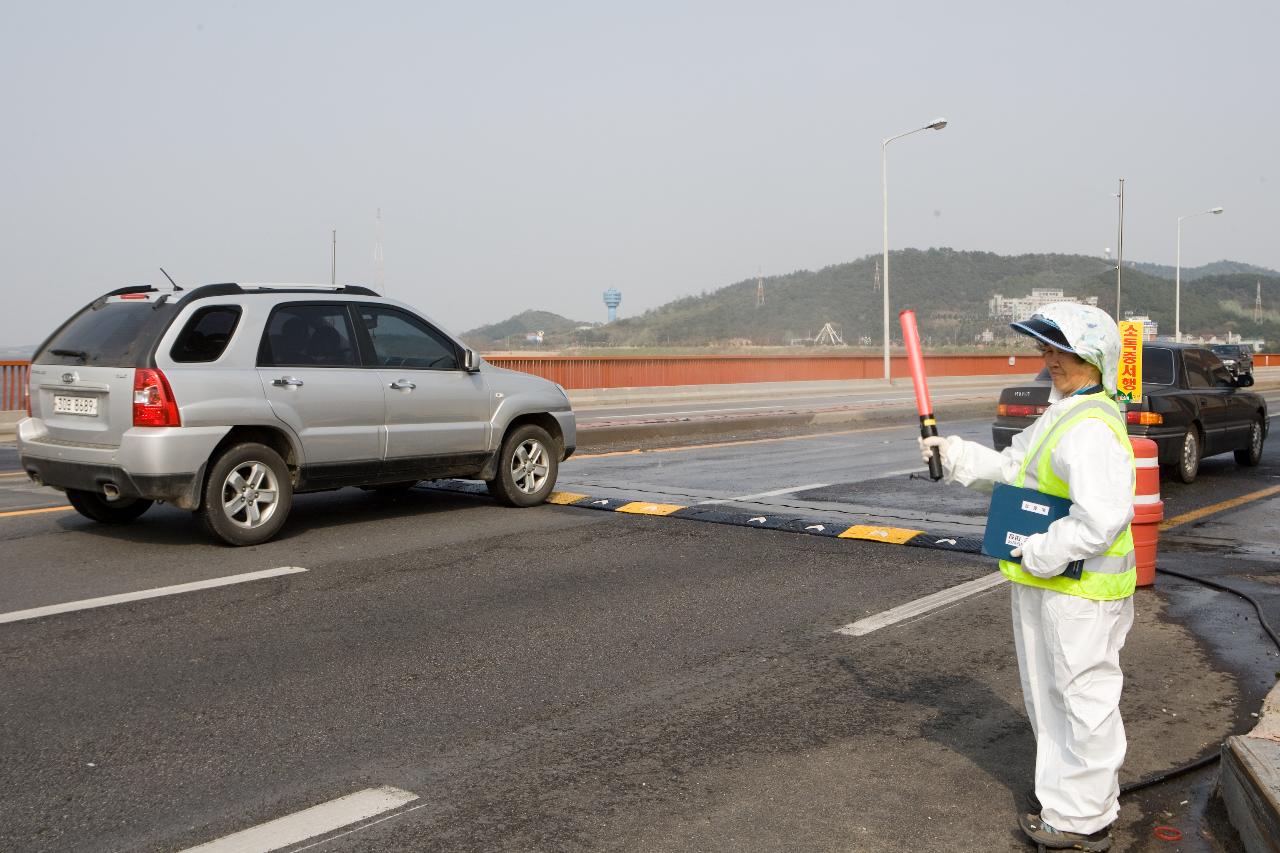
[53,395,98,416]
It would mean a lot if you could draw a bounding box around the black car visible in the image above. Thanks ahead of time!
[992,343,1268,483]
[1210,343,1254,378]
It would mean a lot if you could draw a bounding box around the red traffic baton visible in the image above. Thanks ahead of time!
[899,309,942,480]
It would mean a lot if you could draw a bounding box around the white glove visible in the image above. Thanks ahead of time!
[918,435,949,466]
[1010,535,1063,578]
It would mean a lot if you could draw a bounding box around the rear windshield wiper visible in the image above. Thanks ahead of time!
[50,348,88,361]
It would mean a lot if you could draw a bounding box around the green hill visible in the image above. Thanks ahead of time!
[1130,259,1279,281]
[461,310,592,348]
[473,250,1280,350]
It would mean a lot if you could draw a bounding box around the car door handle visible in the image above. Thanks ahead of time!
[272,377,304,387]
[389,380,417,390]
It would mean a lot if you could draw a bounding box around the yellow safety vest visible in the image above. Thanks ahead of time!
[998,391,1137,600]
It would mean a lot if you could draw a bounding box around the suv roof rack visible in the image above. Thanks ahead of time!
[237,283,381,295]
[174,282,383,305]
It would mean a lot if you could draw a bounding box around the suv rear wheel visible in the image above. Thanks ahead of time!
[200,442,293,546]
[65,489,153,524]
[486,424,558,507]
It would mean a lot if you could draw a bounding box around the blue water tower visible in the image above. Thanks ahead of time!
[603,288,622,323]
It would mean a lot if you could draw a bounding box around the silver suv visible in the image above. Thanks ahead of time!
[18,283,576,545]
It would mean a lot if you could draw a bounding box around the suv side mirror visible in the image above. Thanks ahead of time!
[1235,372,1254,388]
[463,348,480,373]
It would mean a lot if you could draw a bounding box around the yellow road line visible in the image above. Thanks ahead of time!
[0,471,28,479]
[0,505,73,519]
[1159,485,1280,531]
[573,423,901,460]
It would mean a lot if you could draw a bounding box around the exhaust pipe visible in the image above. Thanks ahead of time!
[102,483,121,501]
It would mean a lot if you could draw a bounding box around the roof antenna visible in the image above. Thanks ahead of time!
[159,267,183,291]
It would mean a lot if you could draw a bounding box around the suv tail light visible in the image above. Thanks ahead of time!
[1125,410,1163,425]
[133,369,181,427]
[997,403,1048,418]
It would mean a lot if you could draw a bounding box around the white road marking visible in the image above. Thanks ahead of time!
[698,482,830,505]
[835,572,1007,637]
[181,786,418,852]
[0,567,308,625]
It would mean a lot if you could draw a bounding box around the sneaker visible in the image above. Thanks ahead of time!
[1018,812,1112,851]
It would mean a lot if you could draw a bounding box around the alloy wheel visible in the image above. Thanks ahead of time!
[221,461,281,529]
[510,439,550,495]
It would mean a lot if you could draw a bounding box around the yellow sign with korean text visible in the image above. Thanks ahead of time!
[1117,321,1144,403]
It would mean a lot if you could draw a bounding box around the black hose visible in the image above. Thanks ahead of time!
[1119,564,1280,796]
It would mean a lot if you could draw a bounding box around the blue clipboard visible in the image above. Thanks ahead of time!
[982,483,1084,580]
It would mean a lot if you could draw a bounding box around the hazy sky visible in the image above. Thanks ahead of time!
[2,1,1276,346]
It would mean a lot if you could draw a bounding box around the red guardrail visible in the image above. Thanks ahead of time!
[2,354,1276,401]
[2,361,31,411]
[487,353,1040,389]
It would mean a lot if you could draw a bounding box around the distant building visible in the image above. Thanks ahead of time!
[525,331,544,344]
[988,288,1099,322]
[1122,314,1159,340]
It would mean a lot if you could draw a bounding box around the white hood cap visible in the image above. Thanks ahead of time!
[1021,302,1122,396]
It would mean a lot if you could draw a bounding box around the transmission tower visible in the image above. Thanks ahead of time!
[373,208,386,293]
[756,269,764,308]
[873,259,881,293]
[1256,280,1263,323]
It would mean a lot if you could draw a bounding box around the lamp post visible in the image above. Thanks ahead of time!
[1175,206,1224,342]
[882,117,947,382]
[1114,179,1125,320]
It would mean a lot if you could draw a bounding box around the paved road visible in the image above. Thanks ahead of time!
[2,402,1279,850]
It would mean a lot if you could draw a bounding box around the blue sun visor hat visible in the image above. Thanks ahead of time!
[1010,315,1076,354]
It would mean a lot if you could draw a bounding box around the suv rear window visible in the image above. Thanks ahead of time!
[171,306,241,363]
[35,301,178,367]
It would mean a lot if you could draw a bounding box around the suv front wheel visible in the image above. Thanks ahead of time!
[487,424,558,507]
[200,442,293,546]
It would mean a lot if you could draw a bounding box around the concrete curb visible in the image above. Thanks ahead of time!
[1220,679,1280,853]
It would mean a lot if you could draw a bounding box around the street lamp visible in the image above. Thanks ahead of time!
[882,118,947,382]
[1175,206,1224,342]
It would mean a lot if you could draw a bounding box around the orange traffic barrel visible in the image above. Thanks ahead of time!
[1130,437,1162,587]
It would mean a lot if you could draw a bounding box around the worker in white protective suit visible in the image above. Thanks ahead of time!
[920,302,1135,852]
